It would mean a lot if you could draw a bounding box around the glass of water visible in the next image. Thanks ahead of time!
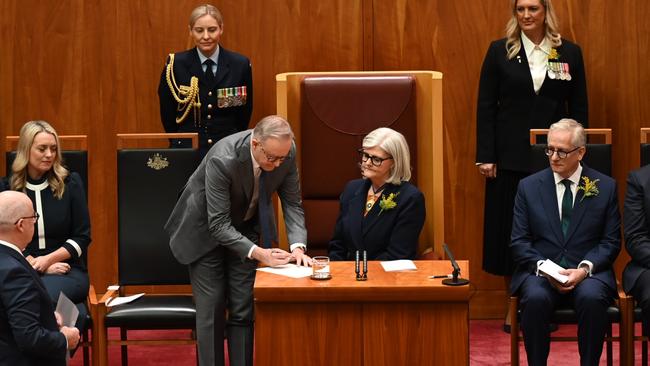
[312,256,330,280]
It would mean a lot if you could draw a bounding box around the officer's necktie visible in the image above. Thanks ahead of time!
[561,179,573,237]
[258,170,273,248]
[203,59,215,84]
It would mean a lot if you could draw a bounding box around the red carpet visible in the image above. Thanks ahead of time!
[70,321,648,365]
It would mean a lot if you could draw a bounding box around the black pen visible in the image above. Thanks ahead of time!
[429,274,453,279]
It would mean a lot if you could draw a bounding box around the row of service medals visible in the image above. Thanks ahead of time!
[217,86,247,108]
[547,61,571,81]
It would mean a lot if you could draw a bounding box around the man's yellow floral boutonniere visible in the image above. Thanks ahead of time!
[577,176,600,202]
[548,48,560,60]
[378,192,400,216]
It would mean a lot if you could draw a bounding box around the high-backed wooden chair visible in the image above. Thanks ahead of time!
[5,135,94,366]
[510,128,627,366]
[90,133,200,366]
[624,127,650,366]
[640,128,650,167]
[275,71,443,257]
[529,128,613,175]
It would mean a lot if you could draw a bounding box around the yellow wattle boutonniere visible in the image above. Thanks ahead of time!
[548,48,560,60]
[378,192,400,216]
[577,176,600,202]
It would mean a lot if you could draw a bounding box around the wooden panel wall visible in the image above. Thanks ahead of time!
[1,0,649,318]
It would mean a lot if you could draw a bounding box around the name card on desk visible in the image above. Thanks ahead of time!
[380,260,417,272]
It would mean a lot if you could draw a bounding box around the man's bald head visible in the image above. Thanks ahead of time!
[0,191,32,227]
[0,191,35,250]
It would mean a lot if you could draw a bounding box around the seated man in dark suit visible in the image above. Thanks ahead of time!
[0,190,80,365]
[510,119,621,366]
[623,164,650,338]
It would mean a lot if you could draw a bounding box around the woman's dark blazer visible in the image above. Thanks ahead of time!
[328,179,425,261]
[476,38,588,173]
[158,46,253,156]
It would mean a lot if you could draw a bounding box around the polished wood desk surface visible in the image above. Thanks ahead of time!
[254,260,469,302]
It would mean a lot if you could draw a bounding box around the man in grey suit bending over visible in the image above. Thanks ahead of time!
[165,115,311,366]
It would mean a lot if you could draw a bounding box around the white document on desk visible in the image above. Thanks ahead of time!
[257,264,313,278]
[106,293,145,307]
[380,260,418,272]
[538,259,569,284]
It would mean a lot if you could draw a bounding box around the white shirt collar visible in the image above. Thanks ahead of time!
[521,31,551,59]
[0,239,24,256]
[196,46,220,66]
[249,134,261,173]
[554,164,583,186]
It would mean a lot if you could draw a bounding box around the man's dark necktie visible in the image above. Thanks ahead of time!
[258,170,273,248]
[203,59,215,84]
[561,179,573,237]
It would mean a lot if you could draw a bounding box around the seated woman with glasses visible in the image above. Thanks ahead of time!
[1,121,91,313]
[328,127,425,261]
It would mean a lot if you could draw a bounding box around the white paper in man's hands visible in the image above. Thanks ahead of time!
[55,292,79,327]
[105,293,145,307]
[256,264,312,278]
[380,260,417,272]
[539,259,569,284]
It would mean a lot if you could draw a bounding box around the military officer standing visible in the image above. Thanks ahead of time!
[158,4,253,157]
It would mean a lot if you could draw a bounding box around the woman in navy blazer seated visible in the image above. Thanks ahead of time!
[476,0,588,331]
[328,127,425,261]
[1,121,91,330]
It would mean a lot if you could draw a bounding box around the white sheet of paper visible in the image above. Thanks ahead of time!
[55,292,79,328]
[106,293,145,307]
[256,264,313,278]
[539,259,569,284]
[380,260,418,272]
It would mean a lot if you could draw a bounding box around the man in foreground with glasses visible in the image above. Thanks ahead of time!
[165,115,310,366]
[510,119,620,366]
[0,191,80,365]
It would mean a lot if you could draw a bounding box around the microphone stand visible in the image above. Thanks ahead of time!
[442,243,469,286]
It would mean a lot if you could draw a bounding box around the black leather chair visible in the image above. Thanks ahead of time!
[95,133,200,366]
[509,294,628,366]
[630,307,649,366]
[5,135,93,366]
[529,128,612,176]
[509,128,626,366]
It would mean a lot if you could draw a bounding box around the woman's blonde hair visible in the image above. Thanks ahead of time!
[189,4,223,28]
[362,127,412,185]
[505,0,562,60]
[10,121,68,199]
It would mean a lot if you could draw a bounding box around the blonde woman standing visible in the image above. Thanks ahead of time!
[476,0,588,332]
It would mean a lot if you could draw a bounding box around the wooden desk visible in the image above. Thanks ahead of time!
[254,260,469,366]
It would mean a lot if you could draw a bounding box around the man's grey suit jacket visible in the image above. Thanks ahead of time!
[165,130,307,265]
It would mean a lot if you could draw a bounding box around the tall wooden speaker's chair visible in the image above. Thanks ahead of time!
[275,71,444,257]
[510,128,628,366]
[91,133,200,366]
[5,135,94,366]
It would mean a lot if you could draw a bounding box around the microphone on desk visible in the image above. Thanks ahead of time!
[442,243,469,286]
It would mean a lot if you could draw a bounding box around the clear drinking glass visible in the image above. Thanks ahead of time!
[312,256,330,279]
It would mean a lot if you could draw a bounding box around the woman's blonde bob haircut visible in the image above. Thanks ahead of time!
[10,121,69,199]
[362,127,412,185]
[505,0,562,59]
[189,4,223,28]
